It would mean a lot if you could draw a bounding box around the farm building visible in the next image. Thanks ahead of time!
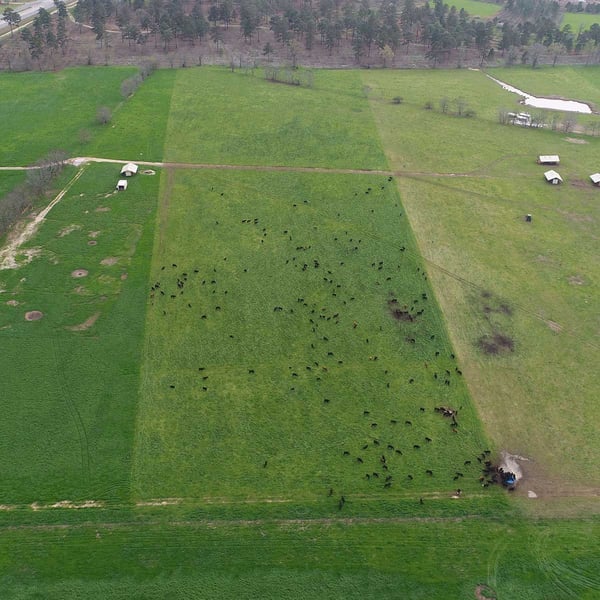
[544,170,563,185]
[538,155,560,165]
[590,173,600,186]
[116,180,128,191]
[120,162,139,177]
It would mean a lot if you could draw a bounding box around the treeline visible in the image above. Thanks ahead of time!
[19,1,69,63]
[70,0,506,62]
[565,1,600,15]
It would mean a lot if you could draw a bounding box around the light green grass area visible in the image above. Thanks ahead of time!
[561,12,600,31]
[164,68,388,169]
[133,168,489,503]
[363,67,600,488]
[0,164,159,502]
[0,171,25,197]
[1,517,600,599]
[0,67,138,166]
[447,0,502,18]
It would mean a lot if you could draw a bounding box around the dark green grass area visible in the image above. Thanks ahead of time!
[164,68,388,169]
[89,69,177,162]
[1,516,599,599]
[0,164,158,503]
[0,67,139,166]
[133,169,490,503]
[0,172,25,198]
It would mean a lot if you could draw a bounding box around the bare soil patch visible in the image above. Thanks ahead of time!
[95,206,111,213]
[568,275,585,285]
[58,224,81,237]
[557,209,594,224]
[24,310,44,321]
[546,320,562,333]
[66,312,100,331]
[564,137,588,144]
[477,331,514,355]
[474,584,497,600]
[120,272,128,280]
[88,231,100,238]
[73,285,89,295]
[142,169,156,175]
[71,269,88,278]
[387,297,420,322]
[100,257,119,266]
[6,300,20,306]
[88,240,98,246]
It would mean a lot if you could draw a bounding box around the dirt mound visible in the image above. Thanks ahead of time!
[474,584,497,599]
[100,257,118,266]
[6,300,20,307]
[71,269,88,278]
[568,275,585,285]
[88,240,98,246]
[25,310,44,321]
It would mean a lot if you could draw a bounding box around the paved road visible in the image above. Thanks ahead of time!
[0,0,66,36]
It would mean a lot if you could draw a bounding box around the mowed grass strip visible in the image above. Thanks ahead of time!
[363,67,600,489]
[89,69,177,162]
[0,67,139,166]
[164,68,388,169]
[446,0,501,17]
[0,164,158,503]
[1,516,600,599]
[133,168,490,503]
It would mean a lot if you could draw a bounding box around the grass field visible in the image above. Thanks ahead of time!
[561,12,600,31]
[0,67,139,166]
[447,0,502,18]
[0,66,599,598]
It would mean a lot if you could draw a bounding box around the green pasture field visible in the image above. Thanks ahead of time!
[0,171,24,196]
[164,68,388,169]
[363,67,600,490]
[446,0,502,18]
[561,11,600,31]
[0,163,159,502]
[0,67,138,167]
[133,168,490,503]
[1,66,600,598]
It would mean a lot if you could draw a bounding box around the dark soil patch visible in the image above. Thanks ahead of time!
[387,297,418,322]
[477,332,514,355]
[88,240,97,246]
[25,310,44,321]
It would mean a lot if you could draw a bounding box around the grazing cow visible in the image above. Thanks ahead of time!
[395,449,402,455]
[263,461,268,468]
[425,437,432,443]
[413,444,420,449]
[384,482,392,488]
[343,450,350,456]
[426,469,433,476]
[407,474,413,480]
[357,457,363,463]
[405,420,412,426]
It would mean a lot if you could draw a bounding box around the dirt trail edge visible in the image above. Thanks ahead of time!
[0,166,86,270]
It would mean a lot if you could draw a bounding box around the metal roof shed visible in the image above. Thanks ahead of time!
[116,180,128,191]
[544,170,563,184]
[590,173,600,185]
[538,155,560,165]
[120,162,139,177]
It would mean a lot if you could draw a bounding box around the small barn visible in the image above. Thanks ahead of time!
[538,155,560,165]
[120,162,139,177]
[544,170,563,185]
[116,180,128,191]
[590,173,600,186]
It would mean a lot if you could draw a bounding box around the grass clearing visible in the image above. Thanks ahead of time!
[446,0,502,18]
[561,12,600,31]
